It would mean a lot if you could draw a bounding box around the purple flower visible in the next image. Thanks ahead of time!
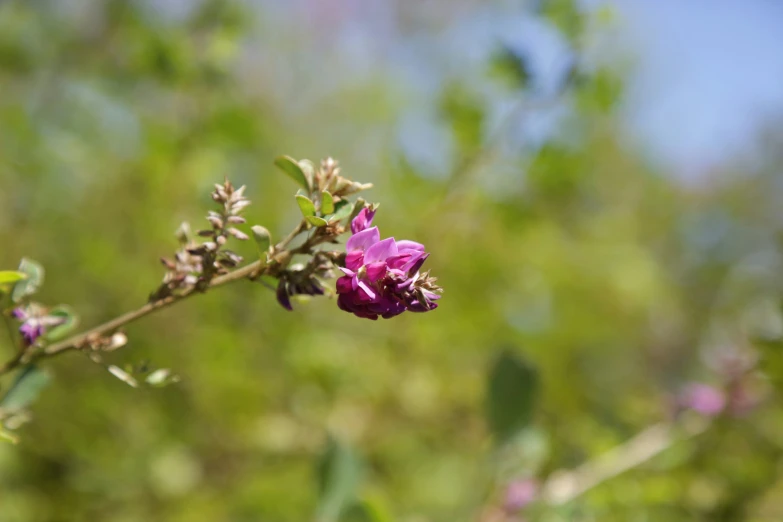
[10,305,65,346]
[336,209,442,320]
[680,383,726,417]
[504,479,538,512]
[351,207,376,234]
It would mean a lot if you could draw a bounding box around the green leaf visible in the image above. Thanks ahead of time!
[145,369,180,387]
[107,365,139,388]
[274,155,311,191]
[251,225,272,259]
[320,191,335,215]
[328,199,354,223]
[486,350,539,444]
[306,216,328,227]
[298,159,316,185]
[316,436,363,522]
[342,498,394,522]
[0,365,51,413]
[295,195,316,217]
[11,258,44,303]
[42,305,78,342]
[0,271,27,286]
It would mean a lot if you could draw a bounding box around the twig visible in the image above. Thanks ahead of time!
[541,416,709,505]
[0,219,310,376]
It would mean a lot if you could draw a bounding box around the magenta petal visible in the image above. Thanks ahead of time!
[339,267,355,277]
[386,253,411,270]
[357,281,376,300]
[351,208,377,234]
[336,276,353,294]
[365,261,387,282]
[364,237,398,264]
[403,251,429,273]
[396,240,425,252]
[345,251,364,271]
[346,227,380,252]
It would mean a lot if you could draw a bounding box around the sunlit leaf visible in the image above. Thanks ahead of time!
[146,368,180,387]
[251,225,272,261]
[316,435,362,522]
[342,497,394,522]
[0,365,51,413]
[328,199,354,223]
[0,271,27,286]
[11,258,44,303]
[306,216,328,227]
[320,191,335,215]
[274,155,311,191]
[42,305,79,342]
[296,195,316,217]
[486,350,539,444]
[108,365,139,388]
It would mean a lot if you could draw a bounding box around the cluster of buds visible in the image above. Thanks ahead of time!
[336,208,442,320]
[11,304,66,346]
[313,157,373,198]
[153,179,250,300]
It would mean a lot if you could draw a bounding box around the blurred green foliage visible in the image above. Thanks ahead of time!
[1,1,783,521]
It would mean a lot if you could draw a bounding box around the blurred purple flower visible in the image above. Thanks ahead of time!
[337,209,442,320]
[680,383,726,417]
[504,479,538,512]
[10,305,65,346]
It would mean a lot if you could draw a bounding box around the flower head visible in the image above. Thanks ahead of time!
[679,383,726,417]
[504,479,538,513]
[336,208,442,320]
[10,304,66,346]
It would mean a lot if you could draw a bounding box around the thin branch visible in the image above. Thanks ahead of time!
[0,219,310,376]
[480,417,709,522]
[541,417,709,505]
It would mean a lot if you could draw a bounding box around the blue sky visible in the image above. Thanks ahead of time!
[611,0,783,178]
[155,0,783,181]
[389,0,783,182]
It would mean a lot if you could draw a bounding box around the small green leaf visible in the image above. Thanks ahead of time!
[11,258,44,303]
[0,365,51,413]
[486,350,539,445]
[328,199,355,223]
[251,225,272,259]
[296,195,316,217]
[298,159,316,185]
[320,191,335,215]
[145,369,180,387]
[342,497,394,522]
[274,156,311,191]
[0,271,27,286]
[107,365,139,388]
[316,436,363,522]
[306,216,329,227]
[42,305,79,342]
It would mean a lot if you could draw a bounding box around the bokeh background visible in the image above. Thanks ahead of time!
[2,0,783,520]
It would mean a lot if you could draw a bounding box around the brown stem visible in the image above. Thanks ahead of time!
[0,220,310,376]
